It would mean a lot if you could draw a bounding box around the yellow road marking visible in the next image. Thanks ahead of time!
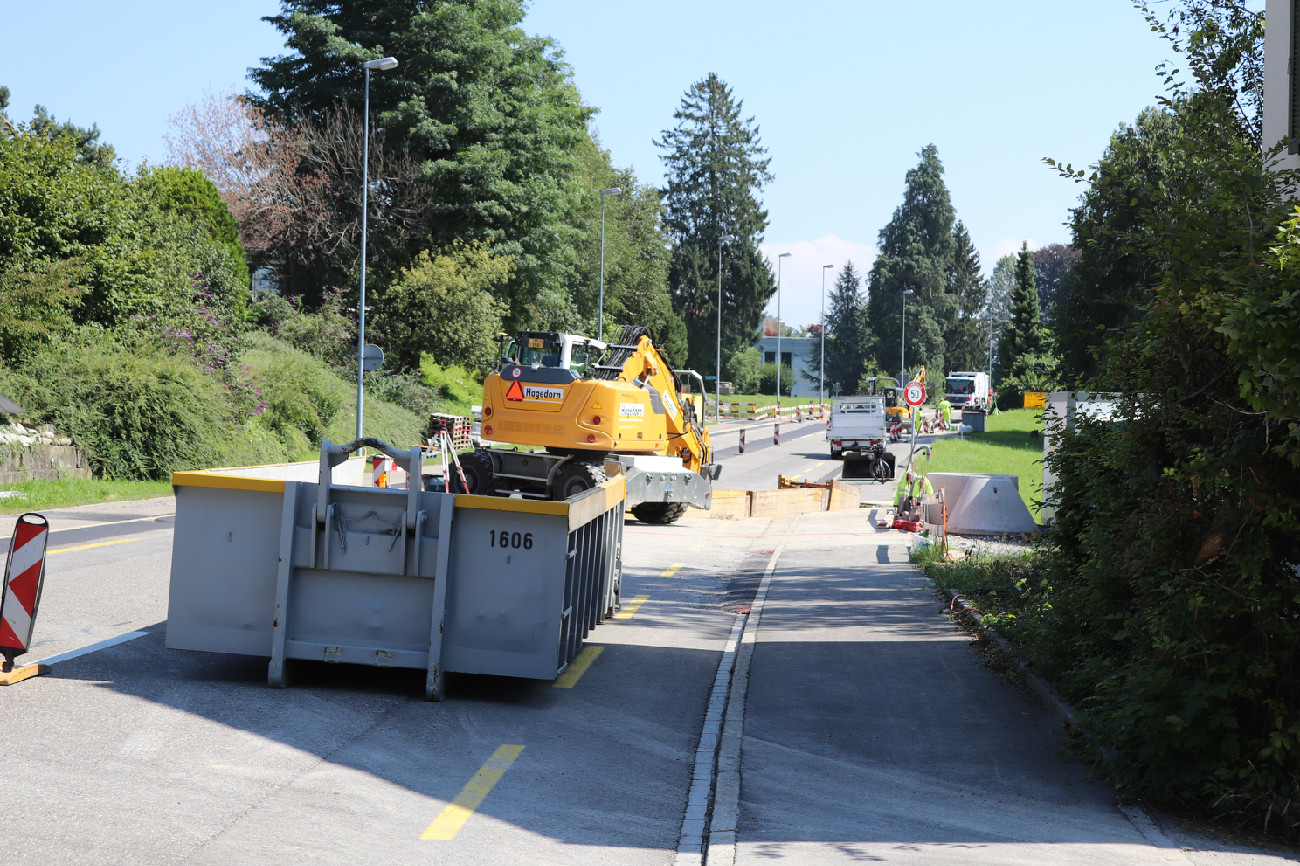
[47,538,138,555]
[661,563,683,578]
[422,745,525,840]
[553,645,603,688]
[614,594,650,619]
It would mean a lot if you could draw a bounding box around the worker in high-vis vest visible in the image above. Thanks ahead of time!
[893,467,933,522]
[937,397,952,430]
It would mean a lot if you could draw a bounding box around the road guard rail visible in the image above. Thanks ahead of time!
[166,438,625,700]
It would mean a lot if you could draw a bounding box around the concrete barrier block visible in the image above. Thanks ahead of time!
[749,488,826,517]
[708,489,752,519]
[827,481,861,511]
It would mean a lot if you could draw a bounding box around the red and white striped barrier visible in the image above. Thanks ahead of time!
[372,455,397,488]
[739,428,745,453]
[774,422,780,446]
[1,513,49,671]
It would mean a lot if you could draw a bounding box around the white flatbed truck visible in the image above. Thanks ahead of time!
[826,396,896,481]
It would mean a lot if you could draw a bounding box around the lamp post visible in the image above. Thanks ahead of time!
[900,288,914,384]
[716,234,735,423]
[775,252,791,404]
[356,55,398,442]
[820,263,832,405]
[597,187,623,339]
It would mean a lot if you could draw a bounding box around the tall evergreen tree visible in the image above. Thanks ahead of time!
[944,220,988,371]
[1051,107,1182,383]
[656,73,774,372]
[984,253,1017,375]
[1031,243,1079,322]
[994,242,1055,406]
[864,144,958,382]
[821,261,865,395]
[248,0,592,328]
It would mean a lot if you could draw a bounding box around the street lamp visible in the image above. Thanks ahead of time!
[356,55,398,442]
[716,234,736,423]
[776,252,791,404]
[597,187,623,339]
[900,288,914,384]
[820,263,832,406]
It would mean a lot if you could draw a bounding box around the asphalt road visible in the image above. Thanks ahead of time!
[0,444,1295,866]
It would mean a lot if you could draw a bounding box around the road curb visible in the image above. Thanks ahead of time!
[942,589,1079,729]
[700,531,790,866]
[941,588,1191,858]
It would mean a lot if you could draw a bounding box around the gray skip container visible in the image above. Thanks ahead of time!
[165,438,625,700]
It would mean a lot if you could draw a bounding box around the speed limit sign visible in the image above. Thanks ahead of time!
[904,381,926,407]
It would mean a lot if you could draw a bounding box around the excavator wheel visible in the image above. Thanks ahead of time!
[631,502,688,524]
[456,451,495,495]
[552,461,607,501]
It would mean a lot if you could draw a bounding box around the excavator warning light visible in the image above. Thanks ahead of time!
[587,434,596,443]
[592,415,601,425]
[483,406,493,418]
[484,425,493,437]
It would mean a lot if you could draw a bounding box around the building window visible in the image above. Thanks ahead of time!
[764,352,775,364]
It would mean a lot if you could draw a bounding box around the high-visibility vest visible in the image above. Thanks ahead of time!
[894,475,933,507]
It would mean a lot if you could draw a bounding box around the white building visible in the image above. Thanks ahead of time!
[1264,0,1300,171]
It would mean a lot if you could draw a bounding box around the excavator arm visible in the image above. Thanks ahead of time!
[603,329,711,473]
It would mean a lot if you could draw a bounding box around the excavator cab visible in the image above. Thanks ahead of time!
[499,331,608,373]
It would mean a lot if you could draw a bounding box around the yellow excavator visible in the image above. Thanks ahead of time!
[457,325,720,523]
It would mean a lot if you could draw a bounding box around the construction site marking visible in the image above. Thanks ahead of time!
[47,538,138,555]
[553,645,603,688]
[614,594,650,619]
[422,744,525,840]
[661,563,683,578]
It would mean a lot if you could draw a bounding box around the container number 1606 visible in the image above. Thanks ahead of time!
[489,530,533,550]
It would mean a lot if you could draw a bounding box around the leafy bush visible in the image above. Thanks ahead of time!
[418,358,482,417]
[363,369,442,418]
[726,347,761,394]
[374,243,508,373]
[274,288,357,372]
[240,332,426,456]
[0,336,230,480]
[758,362,793,397]
[259,353,344,446]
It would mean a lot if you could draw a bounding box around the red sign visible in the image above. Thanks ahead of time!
[506,380,524,401]
[904,381,926,407]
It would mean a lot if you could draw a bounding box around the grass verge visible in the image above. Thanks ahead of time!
[0,478,174,515]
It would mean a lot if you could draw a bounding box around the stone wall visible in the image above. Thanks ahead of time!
[0,443,92,483]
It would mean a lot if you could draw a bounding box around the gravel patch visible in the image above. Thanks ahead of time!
[945,533,1037,559]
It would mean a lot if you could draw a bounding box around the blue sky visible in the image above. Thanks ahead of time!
[4,1,1182,329]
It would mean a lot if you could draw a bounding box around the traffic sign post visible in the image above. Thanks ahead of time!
[896,381,928,502]
[361,343,385,372]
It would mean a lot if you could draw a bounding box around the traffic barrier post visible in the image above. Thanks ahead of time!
[1,513,50,684]
[774,421,780,446]
[739,428,745,453]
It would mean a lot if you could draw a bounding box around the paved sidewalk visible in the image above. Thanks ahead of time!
[708,511,1298,866]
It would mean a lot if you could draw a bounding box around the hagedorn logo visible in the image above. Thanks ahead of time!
[523,385,565,401]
